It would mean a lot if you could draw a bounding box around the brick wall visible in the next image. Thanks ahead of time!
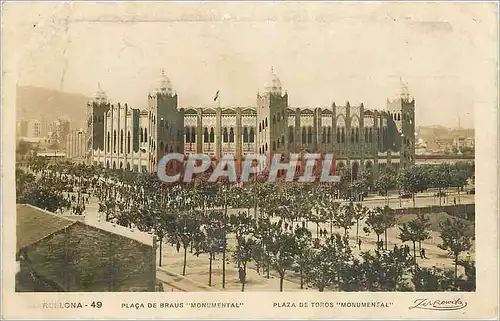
[21,222,155,292]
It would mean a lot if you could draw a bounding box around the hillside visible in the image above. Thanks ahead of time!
[16,86,90,129]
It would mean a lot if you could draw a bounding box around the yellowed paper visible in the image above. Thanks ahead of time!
[2,2,498,319]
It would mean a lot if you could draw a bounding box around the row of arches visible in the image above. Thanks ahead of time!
[285,126,388,146]
[106,130,132,154]
[192,127,256,144]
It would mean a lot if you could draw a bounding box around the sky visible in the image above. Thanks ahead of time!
[3,2,498,128]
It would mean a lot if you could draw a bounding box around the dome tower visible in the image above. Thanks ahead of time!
[256,66,289,157]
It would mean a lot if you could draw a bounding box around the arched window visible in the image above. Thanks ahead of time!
[185,127,191,143]
[259,147,262,154]
[307,126,313,144]
[229,127,234,143]
[341,128,345,143]
[369,128,373,143]
[249,128,255,143]
[191,127,196,143]
[398,113,401,121]
[351,128,355,143]
[243,127,249,143]
[337,128,341,143]
[160,141,164,152]
[204,127,209,143]
[144,128,148,143]
[356,127,359,143]
[140,128,144,143]
[127,131,131,153]
[282,135,285,146]
[209,127,215,143]
[120,130,124,153]
[273,115,276,125]
[113,130,117,153]
[327,127,331,143]
[289,127,294,143]
[265,118,268,127]
[277,139,280,148]
[223,127,228,143]
[302,127,307,144]
[107,132,110,152]
[265,143,268,151]
[365,127,368,142]
[273,141,276,151]
[322,127,327,143]
[259,123,262,132]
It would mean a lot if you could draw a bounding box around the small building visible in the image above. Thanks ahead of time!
[16,204,156,292]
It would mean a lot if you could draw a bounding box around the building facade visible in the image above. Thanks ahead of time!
[88,69,415,179]
[66,129,87,162]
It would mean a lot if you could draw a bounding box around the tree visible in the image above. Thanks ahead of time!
[428,164,453,206]
[334,202,355,236]
[381,205,397,250]
[397,166,429,207]
[359,245,413,291]
[266,221,299,292]
[303,234,353,291]
[399,214,431,264]
[293,226,312,289]
[200,211,225,287]
[457,259,476,291]
[232,236,258,292]
[411,266,455,291]
[350,179,368,202]
[374,170,396,206]
[166,211,204,276]
[363,209,386,247]
[18,184,67,213]
[353,203,368,242]
[253,217,273,279]
[438,218,473,284]
[309,198,329,238]
[230,211,258,291]
[450,165,469,204]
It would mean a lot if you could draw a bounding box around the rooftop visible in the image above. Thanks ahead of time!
[16,204,76,254]
[16,204,154,255]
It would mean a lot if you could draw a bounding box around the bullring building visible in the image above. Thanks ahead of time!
[86,68,415,179]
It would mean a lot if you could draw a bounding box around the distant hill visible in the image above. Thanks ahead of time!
[16,86,90,129]
[417,125,474,142]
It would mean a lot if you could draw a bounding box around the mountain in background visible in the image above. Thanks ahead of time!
[16,86,90,130]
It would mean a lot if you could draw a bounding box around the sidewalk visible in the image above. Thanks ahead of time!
[156,266,218,292]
